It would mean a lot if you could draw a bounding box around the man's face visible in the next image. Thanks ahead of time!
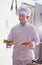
[19,13,29,25]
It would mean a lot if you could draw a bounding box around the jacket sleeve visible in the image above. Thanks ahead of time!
[29,26,40,49]
[6,28,14,48]
[7,28,14,40]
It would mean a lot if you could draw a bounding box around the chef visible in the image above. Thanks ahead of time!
[7,5,40,65]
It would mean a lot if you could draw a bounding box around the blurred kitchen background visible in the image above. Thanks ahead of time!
[0,0,42,65]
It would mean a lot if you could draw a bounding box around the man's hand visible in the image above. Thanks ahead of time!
[6,44,13,48]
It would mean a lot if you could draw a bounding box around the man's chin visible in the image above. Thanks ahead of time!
[21,23,26,26]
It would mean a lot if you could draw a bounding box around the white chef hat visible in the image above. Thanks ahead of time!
[16,5,31,16]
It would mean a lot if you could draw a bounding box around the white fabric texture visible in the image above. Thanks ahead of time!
[12,60,32,65]
[8,22,40,61]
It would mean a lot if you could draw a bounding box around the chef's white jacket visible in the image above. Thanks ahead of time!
[8,22,40,61]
